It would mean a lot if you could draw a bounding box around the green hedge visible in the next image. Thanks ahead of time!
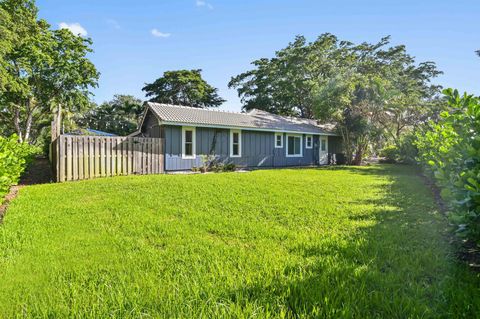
[0,135,37,199]
[379,134,418,164]
[415,89,480,244]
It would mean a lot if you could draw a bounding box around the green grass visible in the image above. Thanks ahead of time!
[0,165,479,318]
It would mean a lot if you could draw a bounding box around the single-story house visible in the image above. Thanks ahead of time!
[134,102,343,171]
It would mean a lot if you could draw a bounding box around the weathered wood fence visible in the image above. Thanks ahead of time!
[51,135,164,182]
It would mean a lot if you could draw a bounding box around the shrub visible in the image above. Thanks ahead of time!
[380,134,418,164]
[379,145,398,163]
[223,162,236,172]
[415,89,480,244]
[199,154,236,173]
[0,135,37,199]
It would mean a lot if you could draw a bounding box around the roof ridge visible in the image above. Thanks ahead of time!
[147,102,250,116]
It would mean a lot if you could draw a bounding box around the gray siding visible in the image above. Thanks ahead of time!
[141,110,162,138]
[163,125,324,171]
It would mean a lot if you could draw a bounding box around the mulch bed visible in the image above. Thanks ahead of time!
[0,157,53,223]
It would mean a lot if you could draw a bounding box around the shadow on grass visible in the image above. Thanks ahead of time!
[225,165,479,317]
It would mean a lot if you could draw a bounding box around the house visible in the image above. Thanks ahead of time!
[135,102,343,171]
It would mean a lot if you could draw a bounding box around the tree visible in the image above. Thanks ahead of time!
[229,34,351,118]
[315,38,442,164]
[0,5,14,91]
[142,69,225,108]
[77,95,143,136]
[230,33,441,164]
[0,0,99,143]
[41,28,99,140]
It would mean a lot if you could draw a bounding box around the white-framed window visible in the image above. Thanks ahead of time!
[286,134,303,157]
[275,133,283,148]
[182,126,196,159]
[230,130,242,157]
[306,135,313,149]
[320,138,327,152]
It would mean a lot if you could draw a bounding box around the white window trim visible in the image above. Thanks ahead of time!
[182,126,196,159]
[275,133,283,148]
[286,134,303,158]
[305,135,313,149]
[230,129,242,157]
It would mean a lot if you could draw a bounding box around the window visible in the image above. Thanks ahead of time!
[182,127,196,159]
[230,130,241,157]
[321,138,327,151]
[275,133,283,148]
[286,134,302,157]
[306,135,313,149]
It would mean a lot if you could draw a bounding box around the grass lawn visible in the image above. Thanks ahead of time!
[0,165,479,318]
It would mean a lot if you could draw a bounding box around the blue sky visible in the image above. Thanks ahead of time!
[37,0,480,112]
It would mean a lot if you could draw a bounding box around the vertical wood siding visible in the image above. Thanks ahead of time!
[162,125,328,171]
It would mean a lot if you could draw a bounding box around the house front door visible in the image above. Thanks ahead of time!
[319,137,328,165]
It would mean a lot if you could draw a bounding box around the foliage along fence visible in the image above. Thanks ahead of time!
[0,135,37,199]
[51,135,164,182]
[415,89,480,244]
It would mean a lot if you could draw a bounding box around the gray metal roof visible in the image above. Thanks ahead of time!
[146,102,337,135]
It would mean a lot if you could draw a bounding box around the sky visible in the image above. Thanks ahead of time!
[36,0,480,112]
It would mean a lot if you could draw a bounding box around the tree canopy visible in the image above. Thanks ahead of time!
[0,0,99,143]
[229,33,442,164]
[77,95,144,136]
[142,69,225,108]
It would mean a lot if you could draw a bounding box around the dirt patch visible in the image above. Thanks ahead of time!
[417,171,449,213]
[0,157,53,223]
[0,185,21,223]
[19,157,53,185]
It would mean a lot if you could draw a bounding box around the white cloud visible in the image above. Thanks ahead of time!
[196,0,213,9]
[151,28,171,38]
[58,22,88,37]
[106,19,121,30]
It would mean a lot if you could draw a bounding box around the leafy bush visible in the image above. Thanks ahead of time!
[198,154,236,173]
[0,135,37,198]
[380,134,418,164]
[379,145,398,163]
[415,89,480,244]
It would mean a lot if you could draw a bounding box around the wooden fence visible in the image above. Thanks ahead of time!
[51,135,164,182]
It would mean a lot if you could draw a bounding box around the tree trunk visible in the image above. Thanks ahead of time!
[24,98,35,143]
[55,104,62,137]
[13,106,23,143]
[352,147,363,166]
[24,113,33,143]
[352,141,367,166]
[340,127,354,165]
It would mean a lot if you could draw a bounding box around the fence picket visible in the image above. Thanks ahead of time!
[51,135,164,182]
[106,138,111,177]
[78,137,84,180]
